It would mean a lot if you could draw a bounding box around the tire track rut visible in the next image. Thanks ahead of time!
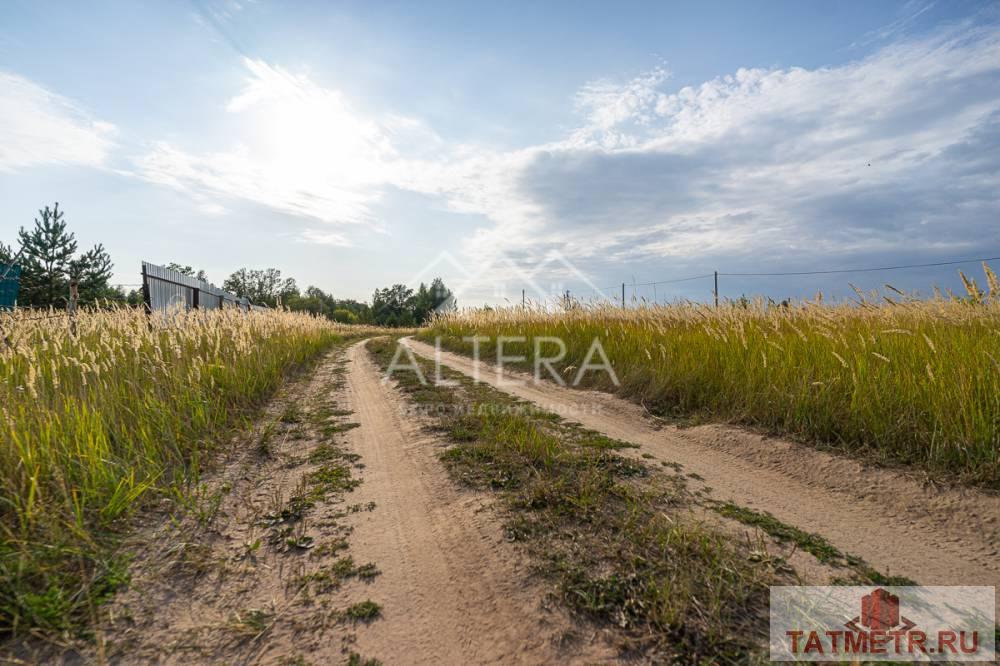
[341,340,616,665]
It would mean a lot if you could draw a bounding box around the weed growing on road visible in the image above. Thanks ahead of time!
[295,557,380,594]
[711,502,917,585]
[230,608,273,636]
[346,652,383,666]
[344,600,382,623]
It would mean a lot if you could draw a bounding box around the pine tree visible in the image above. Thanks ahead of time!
[429,277,455,312]
[412,282,432,323]
[70,243,114,303]
[15,203,115,307]
[17,203,77,307]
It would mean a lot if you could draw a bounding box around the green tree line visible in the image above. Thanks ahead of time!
[220,267,454,326]
[2,202,453,325]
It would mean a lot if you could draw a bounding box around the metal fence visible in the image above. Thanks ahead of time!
[142,262,265,313]
[0,264,19,310]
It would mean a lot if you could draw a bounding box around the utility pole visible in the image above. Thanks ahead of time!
[622,282,626,310]
[141,263,152,314]
[68,279,79,336]
[714,271,719,308]
[522,288,525,308]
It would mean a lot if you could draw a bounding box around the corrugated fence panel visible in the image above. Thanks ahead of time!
[142,262,261,313]
[202,293,223,310]
[149,279,192,312]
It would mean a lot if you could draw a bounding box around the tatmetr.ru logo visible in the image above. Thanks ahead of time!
[770,586,995,662]
[858,587,905,631]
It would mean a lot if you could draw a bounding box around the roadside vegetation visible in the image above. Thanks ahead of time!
[423,265,1000,488]
[0,306,343,635]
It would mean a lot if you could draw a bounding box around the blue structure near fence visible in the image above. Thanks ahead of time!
[0,264,20,310]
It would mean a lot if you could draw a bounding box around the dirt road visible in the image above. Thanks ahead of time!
[40,341,614,665]
[21,336,992,665]
[338,340,615,664]
[402,337,1000,597]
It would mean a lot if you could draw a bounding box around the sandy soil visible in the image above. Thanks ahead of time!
[403,337,1000,600]
[340,340,617,665]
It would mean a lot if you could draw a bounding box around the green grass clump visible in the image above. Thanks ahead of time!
[344,600,382,622]
[423,265,1000,488]
[713,502,918,585]
[0,306,343,634]
[296,557,381,594]
[712,502,843,563]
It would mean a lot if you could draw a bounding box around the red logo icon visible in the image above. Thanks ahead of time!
[845,588,915,633]
[862,588,899,630]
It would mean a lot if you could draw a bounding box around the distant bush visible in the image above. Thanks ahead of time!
[332,308,358,324]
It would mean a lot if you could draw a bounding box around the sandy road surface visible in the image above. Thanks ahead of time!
[403,337,1000,598]
[341,340,616,665]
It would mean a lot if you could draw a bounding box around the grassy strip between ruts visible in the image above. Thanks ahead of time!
[0,307,352,636]
[367,337,780,663]
[709,502,917,587]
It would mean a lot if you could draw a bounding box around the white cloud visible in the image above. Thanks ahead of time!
[136,57,442,237]
[570,65,671,148]
[299,228,352,247]
[135,21,1000,281]
[0,71,116,172]
[453,21,1000,271]
[197,202,228,216]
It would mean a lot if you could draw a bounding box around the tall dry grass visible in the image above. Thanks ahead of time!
[424,265,1000,488]
[0,306,341,633]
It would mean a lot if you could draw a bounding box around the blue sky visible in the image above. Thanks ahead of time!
[1,0,998,305]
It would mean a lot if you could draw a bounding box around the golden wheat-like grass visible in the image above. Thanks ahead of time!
[0,305,343,632]
[425,266,1000,488]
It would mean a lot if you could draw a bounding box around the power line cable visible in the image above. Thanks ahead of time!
[719,255,1000,277]
[634,273,715,287]
[562,253,1000,302]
